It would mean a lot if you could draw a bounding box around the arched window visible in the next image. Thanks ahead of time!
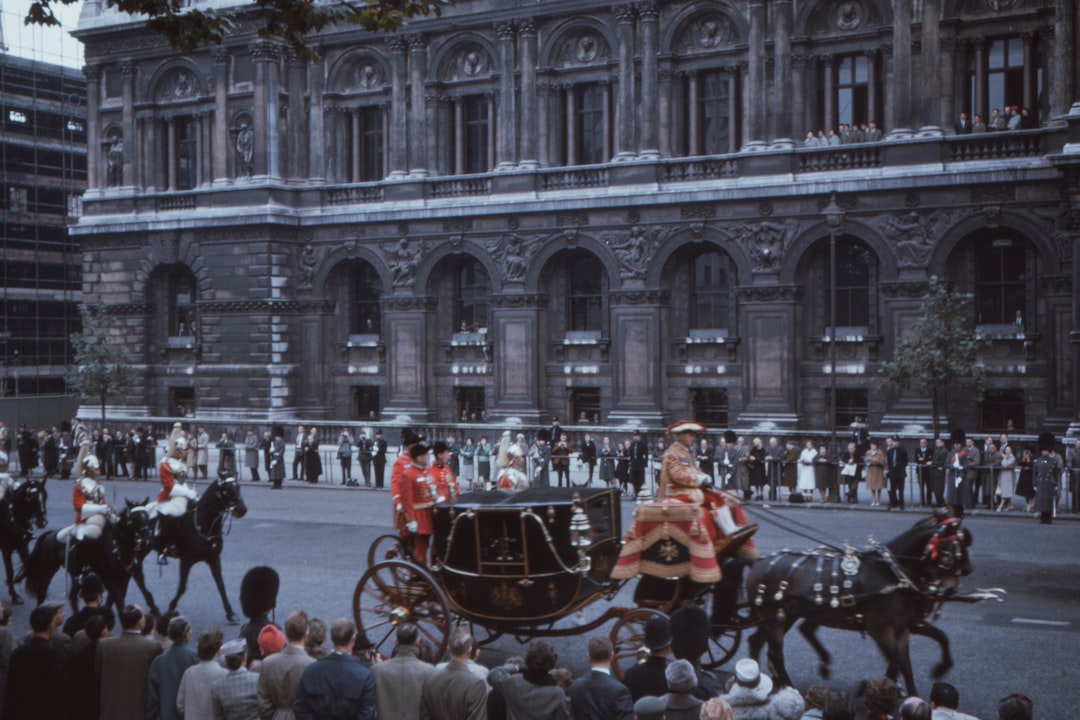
[689,251,731,330]
[349,263,382,334]
[568,255,604,332]
[170,270,196,337]
[824,240,875,330]
[975,239,1025,326]
[455,261,490,332]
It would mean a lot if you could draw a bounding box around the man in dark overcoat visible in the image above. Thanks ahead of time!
[1033,432,1062,524]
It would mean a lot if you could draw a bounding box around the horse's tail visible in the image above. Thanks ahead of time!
[18,530,64,602]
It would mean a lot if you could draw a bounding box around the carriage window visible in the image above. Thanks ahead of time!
[455,262,490,332]
[568,257,603,332]
[690,251,730,330]
[975,240,1025,326]
[349,263,382,335]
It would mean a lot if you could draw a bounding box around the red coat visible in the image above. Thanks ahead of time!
[399,463,438,537]
[157,457,185,503]
[390,454,411,527]
[431,464,460,502]
[72,483,100,524]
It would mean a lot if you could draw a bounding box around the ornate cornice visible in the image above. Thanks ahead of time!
[104,303,154,316]
[608,289,670,305]
[490,293,550,309]
[383,295,438,311]
[198,299,334,313]
[736,285,804,302]
[878,281,929,298]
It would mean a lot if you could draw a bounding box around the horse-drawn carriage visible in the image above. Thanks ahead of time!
[354,487,744,671]
[355,486,1005,695]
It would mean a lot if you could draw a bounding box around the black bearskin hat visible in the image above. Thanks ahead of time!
[78,572,105,601]
[239,566,279,619]
[1037,432,1057,453]
[723,430,737,445]
[949,428,966,447]
[402,428,425,446]
[272,425,285,438]
[669,604,710,661]
[537,429,550,443]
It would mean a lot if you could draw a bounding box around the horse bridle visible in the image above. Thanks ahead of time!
[192,479,240,542]
[11,482,46,536]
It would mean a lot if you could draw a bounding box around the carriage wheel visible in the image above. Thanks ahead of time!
[366,534,412,568]
[701,624,743,671]
[609,608,666,680]
[353,560,451,661]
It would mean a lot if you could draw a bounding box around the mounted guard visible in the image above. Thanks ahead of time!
[56,447,111,546]
[0,451,17,503]
[155,423,198,565]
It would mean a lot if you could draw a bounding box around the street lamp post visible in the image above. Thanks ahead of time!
[822,194,846,468]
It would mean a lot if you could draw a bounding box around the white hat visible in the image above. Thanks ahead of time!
[175,436,189,451]
[730,658,772,701]
[83,455,101,471]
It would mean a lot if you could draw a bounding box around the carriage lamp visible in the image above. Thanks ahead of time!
[390,606,410,626]
[569,497,592,574]
[636,644,651,664]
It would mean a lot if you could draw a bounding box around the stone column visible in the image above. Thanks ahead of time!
[495,21,517,170]
[84,66,101,190]
[790,55,808,141]
[866,49,880,126]
[1022,32,1036,114]
[490,294,546,423]
[639,2,660,159]
[1054,0,1075,118]
[601,79,613,161]
[387,37,408,178]
[881,43,895,133]
[773,0,794,146]
[252,44,269,177]
[264,46,281,179]
[940,38,957,128]
[518,19,539,169]
[823,55,836,134]
[658,63,673,157]
[890,0,913,137]
[727,68,740,153]
[537,82,551,166]
[739,62,749,146]
[613,4,636,161]
[212,50,229,182]
[746,0,767,147]
[426,91,440,175]
[974,41,988,119]
[121,61,136,188]
[351,110,361,181]
[736,288,800,427]
[487,93,497,168]
[920,0,942,131]
[142,117,156,189]
[454,99,465,174]
[286,57,306,180]
[608,293,666,424]
[687,72,700,155]
[308,57,325,182]
[566,85,578,165]
[408,35,429,177]
[383,299,436,421]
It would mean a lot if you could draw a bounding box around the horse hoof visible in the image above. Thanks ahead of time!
[226,612,238,624]
[818,663,831,680]
[931,662,952,679]
[9,595,23,606]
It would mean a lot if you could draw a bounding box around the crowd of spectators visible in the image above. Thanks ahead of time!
[954,107,1037,134]
[803,122,883,147]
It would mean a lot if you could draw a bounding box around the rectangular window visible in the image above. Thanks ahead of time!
[979,389,1024,432]
[837,55,869,127]
[975,241,1025,325]
[169,387,196,417]
[700,71,730,155]
[352,386,380,421]
[576,85,605,165]
[456,387,485,422]
[988,38,1024,115]
[693,388,728,426]
[690,252,730,330]
[828,388,868,431]
[176,117,197,190]
[8,187,28,213]
[463,95,489,174]
[570,388,601,425]
[359,107,384,182]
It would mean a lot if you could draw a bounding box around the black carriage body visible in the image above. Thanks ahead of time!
[430,487,621,630]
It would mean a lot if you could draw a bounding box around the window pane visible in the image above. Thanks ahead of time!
[975,242,1025,325]
[690,251,729,329]
[360,107,384,181]
[854,55,868,83]
[989,40,1005,69]
[456,261,491,331]
[576,86,605,164]
[568,255,604,331]
[700,71,729,155]
[1007,39,1023,67]
[350,264,382,334]
[464,95,489,174]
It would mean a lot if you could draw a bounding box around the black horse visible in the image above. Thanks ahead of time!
[20,500,157,614]
[0,478,48,604]
[154,475,247,622]
[743,516,996,697]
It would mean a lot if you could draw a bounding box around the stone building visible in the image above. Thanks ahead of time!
[72,0,1080,434]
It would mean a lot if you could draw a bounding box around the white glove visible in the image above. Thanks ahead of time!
[406,520,418,533]
[395,503,403,513]
[697,474,710,483]
[82,502,109,517]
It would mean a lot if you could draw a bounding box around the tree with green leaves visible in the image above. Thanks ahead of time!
[26,0,452,60]
[66,301,133,429]
[878,275,988,441]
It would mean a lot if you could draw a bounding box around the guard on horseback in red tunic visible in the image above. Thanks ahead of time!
[154,423,198,565]
[57,450,112,546]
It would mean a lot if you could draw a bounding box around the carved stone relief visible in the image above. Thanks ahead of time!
[729,219,799,271]
[554,31,611,67]
[677,15,737,53]
[876,210,954,268]
[382,238,424,287]
[601,226,672,279]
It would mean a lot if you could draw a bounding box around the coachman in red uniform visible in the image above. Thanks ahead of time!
[398,443,439,566]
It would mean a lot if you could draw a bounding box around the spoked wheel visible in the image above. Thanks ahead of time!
[353,560,451,661]
[366,533,412,567]
[702,622,743,670]
[609,608,666,680]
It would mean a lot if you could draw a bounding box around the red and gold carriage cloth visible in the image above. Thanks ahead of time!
[611,499,721,584]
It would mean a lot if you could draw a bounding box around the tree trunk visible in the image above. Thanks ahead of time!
[931,386,940,442]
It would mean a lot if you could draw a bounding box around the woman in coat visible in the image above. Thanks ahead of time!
[840,441,861,504]
[813,445,833,503]
[598,437,616,488]
[1016,447,1035,512]
[696,438,714,486]
[748,438,767,499]
[615,441,630,495]
[864,438,886,506]
[243,428,261,482]
[337,428,354,486]
[996,444,1017,512]
[475,436,491,489]
[797,440,818,501]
